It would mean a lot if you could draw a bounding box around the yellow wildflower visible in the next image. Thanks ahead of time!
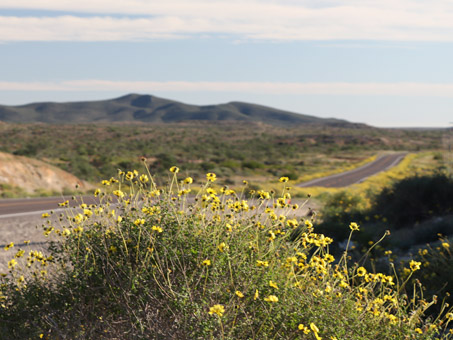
[206,172,217,182]
[279,176,289,183]
[310,323,319,333]
[202,259,211,266]
[169,166,179,173]
[139,174,149,183]
[310,323,322,340]
[15,249,25,258]
[254,289,259,300]
[298,324,310,334]
[235,291,244,298]
[357,267,367,277]
[134,219,145,226]
[183,177,193,184]
[218,242,227,252]
[349,222,359,231]
[113,190,125,198]
[264,295,278,303]
[151,225,163,233]
[269,280,279,289]
[209,304,225,317]
[58,200,69,207]
[8,259,17,269]
[409,260,421,271]
[4,242,14,251]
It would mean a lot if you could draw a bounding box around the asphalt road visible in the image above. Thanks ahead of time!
[0,195,99,217]
[0,153,405,216]
[298,153,407,188]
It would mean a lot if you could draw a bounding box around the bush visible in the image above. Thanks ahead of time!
[242,160,265,169]
[372,173,453,228]
[317,191,368,245]
[319,173,453,253]
[0,168,450,339]
[409,237,453,315]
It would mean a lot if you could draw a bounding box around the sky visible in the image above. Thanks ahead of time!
[1,1,453,127]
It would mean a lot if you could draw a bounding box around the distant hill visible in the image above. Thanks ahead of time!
[0,94,358,126]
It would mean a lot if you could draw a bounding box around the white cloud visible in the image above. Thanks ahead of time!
[1,1,453,41]
[2,80,453,97]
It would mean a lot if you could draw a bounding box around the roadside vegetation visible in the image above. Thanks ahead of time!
[1,165,453,339]
[0,122,443,187]
[316,154,453,317]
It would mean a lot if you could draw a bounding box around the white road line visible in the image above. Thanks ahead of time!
[0,208,67,219]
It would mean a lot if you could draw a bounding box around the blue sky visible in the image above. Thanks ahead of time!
[1,1,453,127]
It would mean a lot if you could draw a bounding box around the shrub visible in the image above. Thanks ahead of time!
[0,167,451,339]
[319,173,453,253]
[317,191,368,245]
[409,237,453,315]
[242,160,265,169]
[371,173,453,228]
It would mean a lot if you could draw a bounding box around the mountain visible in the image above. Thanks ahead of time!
[0,94,356,126]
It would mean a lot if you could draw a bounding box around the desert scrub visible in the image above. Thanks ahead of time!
[0,166,451,339]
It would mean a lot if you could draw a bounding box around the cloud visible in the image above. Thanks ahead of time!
[1,1,453,41]
[2,80,453,97]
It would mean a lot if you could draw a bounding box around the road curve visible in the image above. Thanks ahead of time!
[0,154,406,216]
[298,153,407,188]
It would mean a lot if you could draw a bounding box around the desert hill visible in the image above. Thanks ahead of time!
[0,94,357,127]
[0,152,88,195]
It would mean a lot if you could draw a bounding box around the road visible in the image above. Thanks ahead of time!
[298,153,407,188]
[0,195,99,217]
[0,153,405,216]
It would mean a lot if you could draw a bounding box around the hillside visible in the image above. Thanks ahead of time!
[0,151,88,195]
[0,94,356,126]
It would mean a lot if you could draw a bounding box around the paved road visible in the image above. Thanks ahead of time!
[0,195,99,217]
[298,153,407,188]
[0,153,405,216]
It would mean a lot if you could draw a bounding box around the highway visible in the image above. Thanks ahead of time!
[298,153,407,188]
[0,153,406,217]
[0,195,98,217]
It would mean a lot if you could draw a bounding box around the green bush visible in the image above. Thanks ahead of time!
[372,173,453,228]
[319,173,453,253]
[409,237,453,315]
[242,160,265,169]
[0,168,451,339]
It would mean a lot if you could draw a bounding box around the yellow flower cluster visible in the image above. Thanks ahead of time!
[1,169,447,340]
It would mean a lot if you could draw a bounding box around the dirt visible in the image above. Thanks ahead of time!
[0,151,88,194]
[0,213,53,272]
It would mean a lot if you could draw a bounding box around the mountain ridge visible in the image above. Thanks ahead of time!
[0,94,361,127]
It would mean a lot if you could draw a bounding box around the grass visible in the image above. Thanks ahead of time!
[1,165,452,339]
